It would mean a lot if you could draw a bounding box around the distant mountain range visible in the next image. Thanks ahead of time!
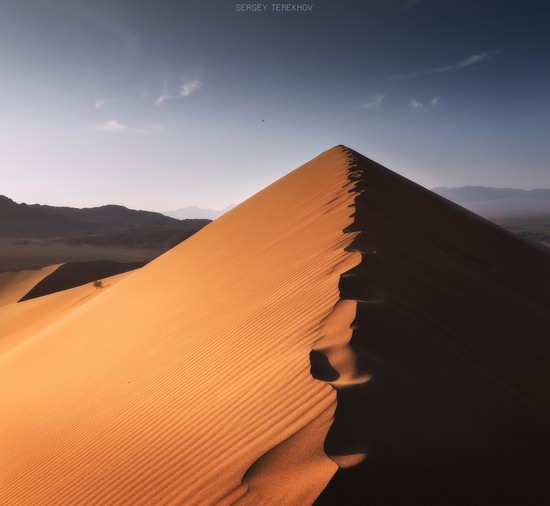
[0,195,210,271]
[0,195,209,246]
[163,205,234,220]
[432,186,550,224]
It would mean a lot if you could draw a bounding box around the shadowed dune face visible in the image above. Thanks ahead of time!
[316,149,550,506]
[19,260,144,301]
[0,147,362,504]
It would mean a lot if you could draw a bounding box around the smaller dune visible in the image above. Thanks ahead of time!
[0,264,61,307]
[0,270,133,358]
[18,260,144,302]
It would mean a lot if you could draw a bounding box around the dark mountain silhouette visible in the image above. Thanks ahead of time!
[0,196,210,271]
[0,195,209,243]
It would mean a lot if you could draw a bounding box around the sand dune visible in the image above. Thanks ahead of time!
[1,146,549,505]
[19,260,144,301]
[0,260,142,306]
[0,264,61,307]
[0,147,359,504]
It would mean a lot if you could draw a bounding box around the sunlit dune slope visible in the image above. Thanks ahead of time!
[0,264,61,307]
[0,146,360,505]
[0,271,133,357]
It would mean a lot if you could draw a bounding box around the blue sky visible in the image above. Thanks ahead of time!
[0,0,548,211]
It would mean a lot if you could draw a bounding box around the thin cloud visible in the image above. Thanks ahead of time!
[94,98,110,110]
[180,79,202,97]
[95,120,143,133]
[154,76,172,106]
[410,97,440,111]
[391,51,500,81]
[155,92,172,106]
[409,99,424,110]
[93,120,163,134]
[97,120,130,132]
[155,77,203,106]
[360,94,385,110]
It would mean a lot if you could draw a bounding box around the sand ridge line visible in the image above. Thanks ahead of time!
[309,147,370,474]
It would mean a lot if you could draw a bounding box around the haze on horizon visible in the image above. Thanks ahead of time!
[0,0,548,212]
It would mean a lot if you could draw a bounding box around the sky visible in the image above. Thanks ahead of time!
[0,0,549,211]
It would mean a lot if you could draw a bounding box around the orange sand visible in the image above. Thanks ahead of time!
[0,271,133,358]
[0,147,360,504]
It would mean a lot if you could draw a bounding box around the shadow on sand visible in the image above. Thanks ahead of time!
[315,147,550,506]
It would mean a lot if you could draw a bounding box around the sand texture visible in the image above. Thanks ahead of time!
[0,147,358,504]
[0,271,132,358]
